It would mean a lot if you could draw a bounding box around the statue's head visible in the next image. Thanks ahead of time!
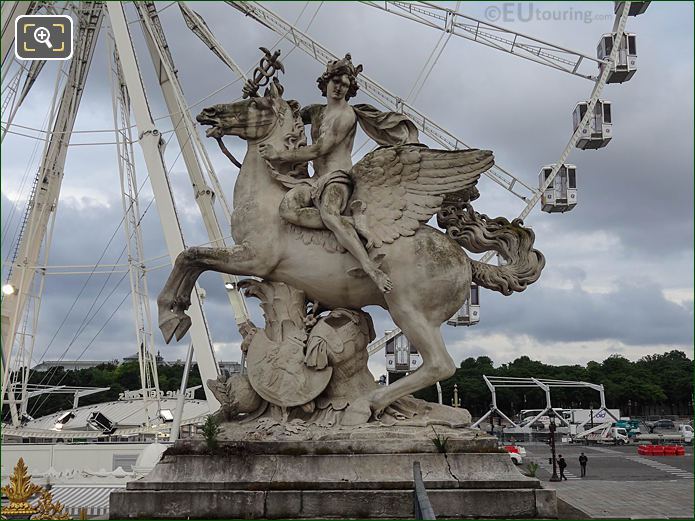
[317,53,363,101]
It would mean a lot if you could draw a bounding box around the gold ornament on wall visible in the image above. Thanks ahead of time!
[0,458,42,517]
[33,489,71,520]
[0,458,71,520]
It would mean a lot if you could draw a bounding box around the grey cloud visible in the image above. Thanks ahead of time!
[443,278,693,347]
[2,2,692,369]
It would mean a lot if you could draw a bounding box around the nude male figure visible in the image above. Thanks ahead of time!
[258,55,393,293]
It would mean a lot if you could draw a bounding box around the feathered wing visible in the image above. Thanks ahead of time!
[349,146,494,247]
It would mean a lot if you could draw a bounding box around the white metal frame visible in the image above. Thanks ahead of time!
[471,375,619,431]
[3,383,110,415]
[470,375,521,429]
[0,2,641,414]
[478,1,632,263]
[1,1,39,68]
[1,59,47,143]
[1,2,105,422]
[1,2,74,143]
[226,1,537,203]
[134,2,249,330]
[178,2,247,81]
[361,1,605,81]
[229,0,635,350]
[2,1,259,418]
[107,27,161,424]
[106,2,221,407]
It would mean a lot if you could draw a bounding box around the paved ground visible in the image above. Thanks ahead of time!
[522,444,694,518]
[548,480,693,519]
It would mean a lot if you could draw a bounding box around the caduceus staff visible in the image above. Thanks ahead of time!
[243,46,284,98]
[214,47,285,168]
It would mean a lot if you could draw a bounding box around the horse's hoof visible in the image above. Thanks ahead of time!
[159,315,180,344]
[340,398,372,426]
[174,315,192,341]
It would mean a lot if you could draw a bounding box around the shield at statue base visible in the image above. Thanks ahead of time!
[246,329,332,408]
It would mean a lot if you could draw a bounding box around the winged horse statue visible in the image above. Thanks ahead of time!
[157,76,544,425]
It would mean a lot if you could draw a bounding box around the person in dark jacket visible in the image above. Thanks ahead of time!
[579,452,588,477]
[558,455,568,480]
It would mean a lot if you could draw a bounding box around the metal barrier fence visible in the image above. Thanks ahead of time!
[413,461,436,520]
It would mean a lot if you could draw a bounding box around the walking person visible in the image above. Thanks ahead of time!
[579,452,588,477]
[558,454,568,480]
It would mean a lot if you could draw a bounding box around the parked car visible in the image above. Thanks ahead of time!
[503,445,526,465]
[653,419,676,430]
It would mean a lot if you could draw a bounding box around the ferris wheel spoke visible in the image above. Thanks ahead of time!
[227,1,536,203]
[1,1,104,419]
[133,2,250,327]
[1,1,41,70]
[106,2,226,409]
[1,1,648,374]
[362,1,603,81]
[478,1,634,265]
[178,2,247,82]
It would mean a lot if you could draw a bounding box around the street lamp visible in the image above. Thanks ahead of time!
[589,404,594,429]
[2,284,16,295]
[451,384,461,407]
[548,416,560,482]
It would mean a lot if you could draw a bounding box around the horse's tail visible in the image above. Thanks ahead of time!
[437,202,545,295]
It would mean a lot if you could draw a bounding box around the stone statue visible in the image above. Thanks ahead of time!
[258,54,418,293]
[157,51,545,426]
[206,279,472,430]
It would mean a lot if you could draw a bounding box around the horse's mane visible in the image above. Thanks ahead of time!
[280,100,309,179]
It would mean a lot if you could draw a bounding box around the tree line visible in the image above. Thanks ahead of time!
[413,349,694,419]
[3,350,693,421]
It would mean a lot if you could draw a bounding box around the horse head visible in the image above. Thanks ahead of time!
[197,82,304,146]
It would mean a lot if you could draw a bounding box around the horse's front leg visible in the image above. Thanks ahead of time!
[157,243,270,343]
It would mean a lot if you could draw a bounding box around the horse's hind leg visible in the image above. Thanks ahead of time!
[158,243,270,343]
[380,307,456,409]
[341,303,456,425]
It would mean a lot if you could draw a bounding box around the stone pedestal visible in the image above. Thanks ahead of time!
[110,432,556,519]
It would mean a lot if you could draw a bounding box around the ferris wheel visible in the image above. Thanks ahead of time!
[0,1,650,423]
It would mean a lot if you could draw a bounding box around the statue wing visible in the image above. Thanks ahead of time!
[350,146,494,248]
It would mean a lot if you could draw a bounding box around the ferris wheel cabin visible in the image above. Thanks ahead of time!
[597,33,638,84]
[574,100,612,150]
[385,332,423,374]
[446,283,480,327]
[614,1,651,17]
[540,164,577,213]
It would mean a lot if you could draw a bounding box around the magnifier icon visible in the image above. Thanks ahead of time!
[34,26,53,49]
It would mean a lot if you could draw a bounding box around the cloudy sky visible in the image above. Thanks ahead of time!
[2,1,692,383]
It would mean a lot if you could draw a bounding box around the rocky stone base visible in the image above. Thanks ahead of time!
[110,432,557,519]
